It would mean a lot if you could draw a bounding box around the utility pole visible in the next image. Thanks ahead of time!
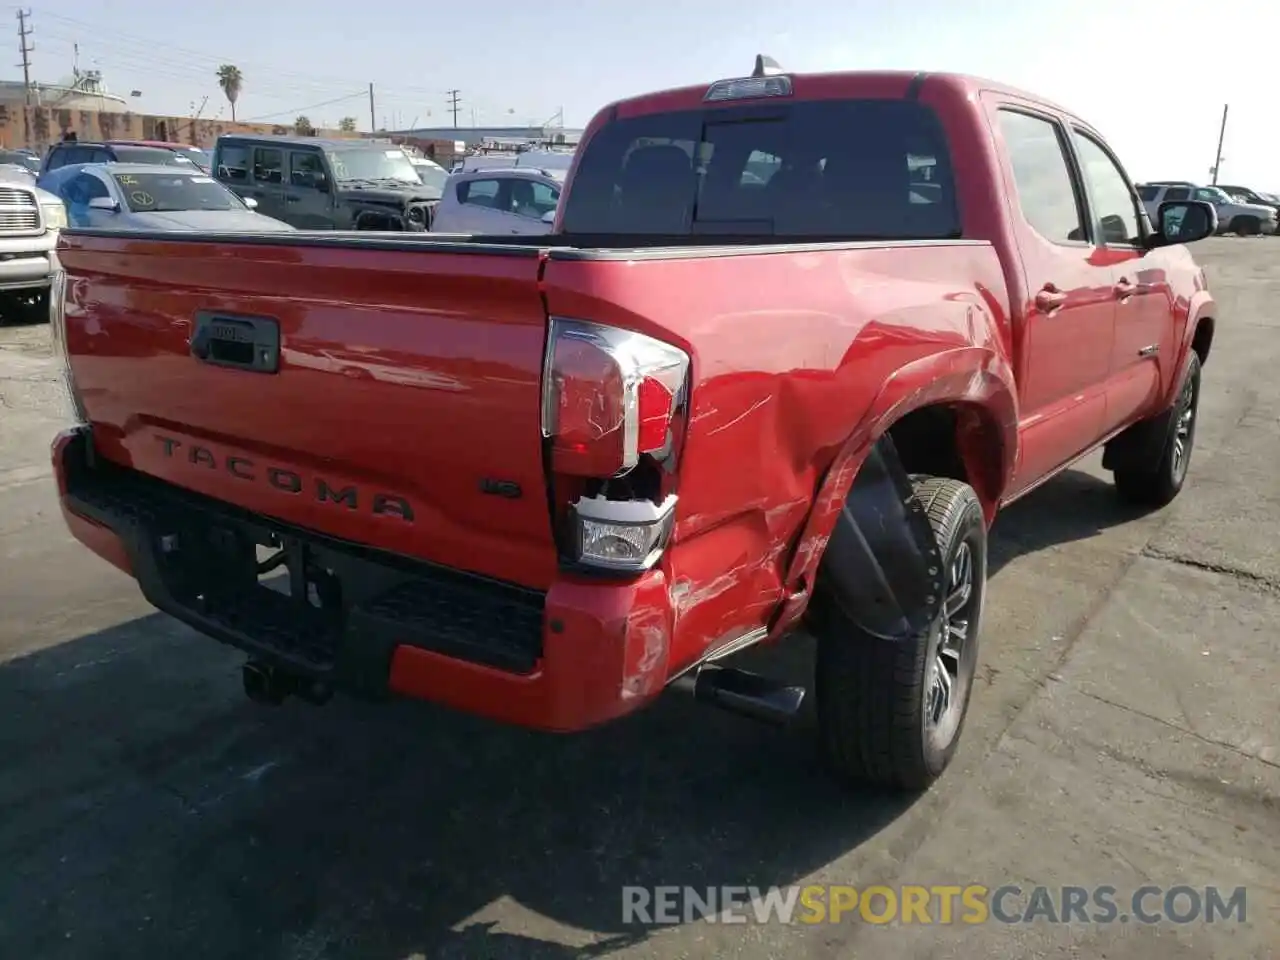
[446,89,461,128]
[368,82,376,132]
[16,9,33,106]
[1210,104,1228,185]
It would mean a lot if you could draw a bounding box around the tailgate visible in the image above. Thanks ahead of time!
[57,233,556,589]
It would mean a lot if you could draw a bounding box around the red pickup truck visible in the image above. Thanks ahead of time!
[49,59,1217,791]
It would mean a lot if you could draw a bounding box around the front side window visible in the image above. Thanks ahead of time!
[506,178,558,219]
[71,173,110,202]
[1071,131,1142,245]
[458,179,500,207]
[1164,187,1192,201]
[289,151,328,189]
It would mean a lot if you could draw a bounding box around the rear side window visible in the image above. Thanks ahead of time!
[1165,187,1191,202]
[1136,184,1160,201]
[253,147,284,184]
[560,98,960,239]
[997,110,1086,244]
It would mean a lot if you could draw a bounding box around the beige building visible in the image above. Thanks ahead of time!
[0,77,357,154]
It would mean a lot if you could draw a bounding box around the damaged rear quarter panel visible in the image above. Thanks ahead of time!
[540,241,1013,675]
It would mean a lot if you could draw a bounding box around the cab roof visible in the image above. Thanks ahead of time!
[603,62,1092,134]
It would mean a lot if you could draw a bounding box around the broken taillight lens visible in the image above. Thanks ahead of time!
[541,317,690,572]
[541,317,690,478]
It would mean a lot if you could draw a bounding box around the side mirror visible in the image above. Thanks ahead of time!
[88,196,119,212]
[1150,199,1216,247]
[541,210,556,224]
[243,196,258,210]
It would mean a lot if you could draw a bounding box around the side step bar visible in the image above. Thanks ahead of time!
[671,663,806,726]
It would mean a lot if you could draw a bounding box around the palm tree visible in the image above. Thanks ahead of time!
[338,116,356,133]
[216,64,243,121]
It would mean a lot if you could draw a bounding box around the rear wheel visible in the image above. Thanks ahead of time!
[1113,353,1201,506]
[811,476,986,791]
[1231,215,1261,236]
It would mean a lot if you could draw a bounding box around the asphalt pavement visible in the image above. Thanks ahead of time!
[1,238,1276,959]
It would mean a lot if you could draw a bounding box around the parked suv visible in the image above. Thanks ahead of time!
[430,167,561,235]
[1137,182,1276,235]
[211,135,440,230]
[41,141,200,175]
[1216,183,1280,222]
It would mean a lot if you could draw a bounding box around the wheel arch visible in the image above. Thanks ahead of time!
[768,348,1017,638]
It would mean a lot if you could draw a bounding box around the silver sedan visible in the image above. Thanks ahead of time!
[37,162,296,231]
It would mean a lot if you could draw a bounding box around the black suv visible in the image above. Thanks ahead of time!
[210,135,440,231]
[40,141,198,174]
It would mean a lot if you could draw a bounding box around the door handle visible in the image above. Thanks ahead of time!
[1034,285,1067,313]
[286,195,301,202]
[1113,277,1136,301]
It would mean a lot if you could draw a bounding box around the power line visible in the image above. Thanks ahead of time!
[24,9,488,102]
[15,8,32,106]
[239,91,366,123]
[447,89,461,128]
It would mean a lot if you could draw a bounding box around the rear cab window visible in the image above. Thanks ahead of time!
[559,98,960,240]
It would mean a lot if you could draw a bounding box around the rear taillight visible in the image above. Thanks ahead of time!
[541,317,690,572]
[49,267,87,425]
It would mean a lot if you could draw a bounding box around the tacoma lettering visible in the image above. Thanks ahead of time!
[154,434,413,521]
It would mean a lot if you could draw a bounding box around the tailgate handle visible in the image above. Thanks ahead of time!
[190,312,280,373]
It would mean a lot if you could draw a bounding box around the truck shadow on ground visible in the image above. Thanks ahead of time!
[0,469,1142,960]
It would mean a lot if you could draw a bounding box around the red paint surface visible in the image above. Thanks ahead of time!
[54,70,1215,731]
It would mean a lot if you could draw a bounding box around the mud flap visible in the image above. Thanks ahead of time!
[816,436,947,641]
[1102,406,1174,473]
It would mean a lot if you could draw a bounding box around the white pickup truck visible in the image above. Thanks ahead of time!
[0,165,67,322]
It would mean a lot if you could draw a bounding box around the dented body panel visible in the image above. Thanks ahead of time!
[51,68,1215,731]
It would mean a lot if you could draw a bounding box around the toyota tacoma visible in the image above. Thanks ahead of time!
[50,59,1217,790]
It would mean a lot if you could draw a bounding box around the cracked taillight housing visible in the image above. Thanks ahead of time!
[540,317,690,571]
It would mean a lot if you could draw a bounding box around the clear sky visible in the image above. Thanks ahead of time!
[13,0,1278,188]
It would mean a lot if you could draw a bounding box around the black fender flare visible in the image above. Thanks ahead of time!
[814,434,947,641]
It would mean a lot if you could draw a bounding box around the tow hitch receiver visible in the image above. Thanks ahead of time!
[242,660,333,706]
[672,663,806,726]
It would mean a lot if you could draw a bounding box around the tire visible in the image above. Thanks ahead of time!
[811,476,987,791]
[1231,216,1260,236]
[1113,352,1201,507]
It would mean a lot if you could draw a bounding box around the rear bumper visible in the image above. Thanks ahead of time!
[52,426,675,732]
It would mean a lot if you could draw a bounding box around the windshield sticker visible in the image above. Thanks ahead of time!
[117,174,138,185]
[130,191,153,206]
